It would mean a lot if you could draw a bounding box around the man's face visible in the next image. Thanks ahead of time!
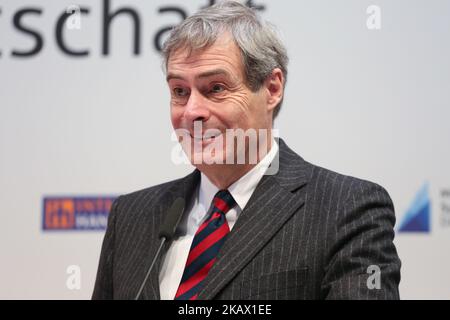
[167,35,275,167]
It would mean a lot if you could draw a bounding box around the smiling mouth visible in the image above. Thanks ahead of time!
[191,133,223,143]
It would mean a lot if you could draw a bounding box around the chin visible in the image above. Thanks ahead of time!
[189,150,228,166]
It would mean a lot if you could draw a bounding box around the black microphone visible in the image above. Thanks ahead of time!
[134,197,185,300]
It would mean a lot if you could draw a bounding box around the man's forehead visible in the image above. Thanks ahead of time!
[167,50,243,83]
[167,34,243,75]
[168,33,236,60]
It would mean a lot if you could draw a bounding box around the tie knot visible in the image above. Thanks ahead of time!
[213,190,236,214]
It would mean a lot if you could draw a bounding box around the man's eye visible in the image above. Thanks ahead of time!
[210,84,225,93]
[173,87,189,97]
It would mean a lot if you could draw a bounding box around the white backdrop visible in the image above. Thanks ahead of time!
[1,0,449,299]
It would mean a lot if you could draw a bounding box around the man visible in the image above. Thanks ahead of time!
[93,1,401,300]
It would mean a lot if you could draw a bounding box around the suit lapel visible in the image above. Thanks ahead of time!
[137,139,312,300]
[198,139,313,300]
[141,170,201,300]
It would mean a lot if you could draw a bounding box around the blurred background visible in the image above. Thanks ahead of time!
[0,0,449,299]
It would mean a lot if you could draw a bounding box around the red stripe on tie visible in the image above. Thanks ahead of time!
[175,258,216,298]
[214,197,229,213]
[195,212,221,235]
[174,190,236,300]
[186,222,230,267]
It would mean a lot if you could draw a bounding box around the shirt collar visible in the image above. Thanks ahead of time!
[200,138,279,211]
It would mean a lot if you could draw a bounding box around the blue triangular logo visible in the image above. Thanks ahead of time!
[398,183,431,233]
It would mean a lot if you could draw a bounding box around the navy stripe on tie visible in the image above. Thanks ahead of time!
[191,213,226,249]
[175,280,204,300]
[180,234,229,284]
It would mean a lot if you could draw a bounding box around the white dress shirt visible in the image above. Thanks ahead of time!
[159,139,279,300]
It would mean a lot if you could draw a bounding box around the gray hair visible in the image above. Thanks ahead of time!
[162,0,288,119]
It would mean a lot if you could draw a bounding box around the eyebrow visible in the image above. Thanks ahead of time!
[166,69,232,83]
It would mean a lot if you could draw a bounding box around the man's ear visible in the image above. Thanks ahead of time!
[264,68,284,112]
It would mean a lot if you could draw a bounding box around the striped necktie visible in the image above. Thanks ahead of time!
[174,190,236,300]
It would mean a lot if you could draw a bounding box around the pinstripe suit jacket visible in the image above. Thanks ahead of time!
[92,139,401,300]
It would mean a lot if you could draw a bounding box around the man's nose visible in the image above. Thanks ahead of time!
[184,90,211,123]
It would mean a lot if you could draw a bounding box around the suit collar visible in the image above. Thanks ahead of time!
[271,138,312,192]
[160,138,310,201]
[197,138,313,299]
